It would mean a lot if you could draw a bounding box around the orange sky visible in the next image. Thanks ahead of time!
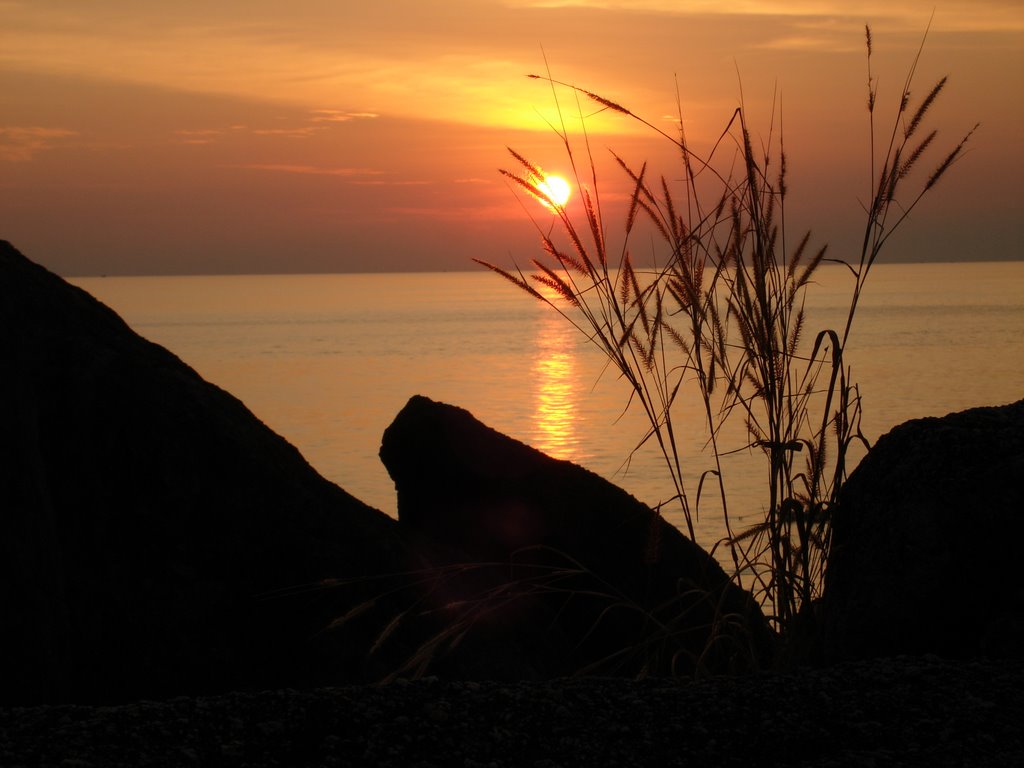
[1,0,1021,275]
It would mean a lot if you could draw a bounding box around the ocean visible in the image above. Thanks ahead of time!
[71,261,1024,553]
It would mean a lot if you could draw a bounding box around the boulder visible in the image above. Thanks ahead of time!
[820,400,1024,661]
[380,395,775,677]
[0,241,422,704]
[0,238,772,703]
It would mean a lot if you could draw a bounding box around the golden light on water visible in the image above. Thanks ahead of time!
[531,313,578,460]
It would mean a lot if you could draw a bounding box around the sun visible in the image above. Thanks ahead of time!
[535,174,571,211]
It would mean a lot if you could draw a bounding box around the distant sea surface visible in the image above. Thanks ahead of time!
[72,262,1024,552]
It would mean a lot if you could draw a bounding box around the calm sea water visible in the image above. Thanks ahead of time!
[72,262,1024,553]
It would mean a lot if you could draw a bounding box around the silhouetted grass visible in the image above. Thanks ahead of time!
[320,545,765,680]
[478,23,976,637]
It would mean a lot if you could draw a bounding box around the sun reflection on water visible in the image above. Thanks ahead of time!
[531,313,579,460]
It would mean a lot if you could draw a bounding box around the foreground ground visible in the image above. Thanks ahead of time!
[3,656,1022,767]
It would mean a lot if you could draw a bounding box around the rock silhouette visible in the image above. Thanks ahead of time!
[16,237,1015,705]
[0,240,420,704]
[0,240,772,702]
[380,394,774,677]
[820,399,1024,661]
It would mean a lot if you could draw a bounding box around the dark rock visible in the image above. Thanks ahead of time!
[820,400,1024,662]
[0,238,774,704]
[0,241,422,704]
[380,395,775,677]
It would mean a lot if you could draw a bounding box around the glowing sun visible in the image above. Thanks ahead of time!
[536,174,571,210]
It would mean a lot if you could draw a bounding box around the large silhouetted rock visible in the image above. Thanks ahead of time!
[380,395,775,677]
[0,241,422,704]
[1,239,775,704]
[820,400,1024,662]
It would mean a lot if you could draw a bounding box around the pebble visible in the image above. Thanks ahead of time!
[1,657,1022,767]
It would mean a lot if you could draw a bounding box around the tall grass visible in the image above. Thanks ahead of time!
[325,546,766,680]
[477,26,976,634]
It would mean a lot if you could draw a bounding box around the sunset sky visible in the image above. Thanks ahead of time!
[1,1,1021,276]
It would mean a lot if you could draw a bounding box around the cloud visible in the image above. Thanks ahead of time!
[740,15,888,53]
[0,125,76,161]
[0,0,1018,147]
[507,0,1024,32]
[233,163,386,177]
[231,163,433,187]
[351,179,431,186]
[249,126,321,138]
[173,128,223,145]
[174,111,376,145]
[310,109,380,123]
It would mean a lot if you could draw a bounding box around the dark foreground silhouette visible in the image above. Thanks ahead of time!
[1,240,424,703]
[0,241,767,705]
[4,656,1024,767]
[821,398,1024,661]
[2,239,1022,716]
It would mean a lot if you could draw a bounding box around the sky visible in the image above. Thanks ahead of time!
[1,0,1022,275]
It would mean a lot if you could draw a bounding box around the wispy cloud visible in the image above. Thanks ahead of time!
[743,16,871,53]
[173,128,223,145]
[233,163,385,177]
[175,110,376,145]
[0,126,76,161]
[510,0,1024,32]
[351,179,430,186]
[0,0,1018,149]
[232,163,433,187]
[249,126,321,138]
[310,109,379,123]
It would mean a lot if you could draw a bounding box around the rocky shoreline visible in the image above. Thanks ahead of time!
[4,656,1023,767]
[3,240,1023,766]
